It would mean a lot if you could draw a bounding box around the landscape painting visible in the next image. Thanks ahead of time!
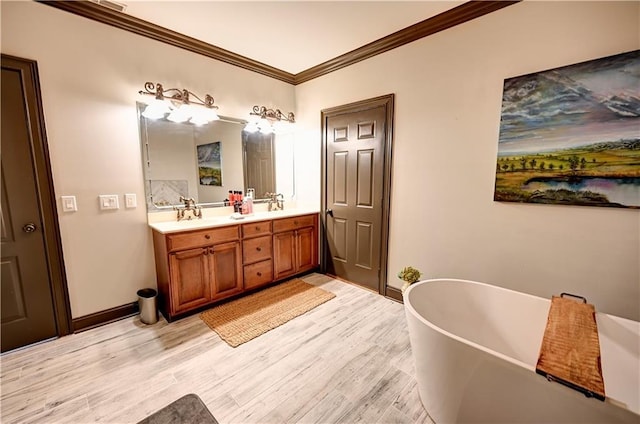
[197,141,222,186]
[494,50,639,208]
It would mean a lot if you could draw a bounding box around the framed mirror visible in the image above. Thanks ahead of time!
[137,103,294,212]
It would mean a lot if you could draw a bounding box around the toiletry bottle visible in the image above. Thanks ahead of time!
[246,190,253,214]
[241,197,249,215]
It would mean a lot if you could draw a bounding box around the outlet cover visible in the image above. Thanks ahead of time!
[99,194,119,210]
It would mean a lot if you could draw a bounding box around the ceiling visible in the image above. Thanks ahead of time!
[118,1,466,75]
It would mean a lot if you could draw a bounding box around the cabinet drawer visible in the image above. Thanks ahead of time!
[167,225,239,252]
[272,214,316,233]
[243,260,273,289]
[242,220,272,238]
[243,235,272,264]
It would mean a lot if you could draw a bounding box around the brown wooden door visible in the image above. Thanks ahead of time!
[273,231,296,280]
[296,226,316,273]
[169,248,211,313]
[1,57,70,352]
[242,132,275,199]
[321,95,394,293]
[210,241,243,299]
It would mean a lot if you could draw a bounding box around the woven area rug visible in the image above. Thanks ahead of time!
[200,278,335,347]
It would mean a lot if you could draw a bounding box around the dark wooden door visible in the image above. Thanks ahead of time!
[273,231,296,280]
[321,95,394,293]
[296,226,315,273]
[1,56,70,352]
[169,248,211,313]
[242,132,275,199]
[210,241,243,299]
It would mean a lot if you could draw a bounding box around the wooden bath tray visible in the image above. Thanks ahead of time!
[536,293,605,401]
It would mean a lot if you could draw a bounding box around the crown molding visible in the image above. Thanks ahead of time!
[294,1,520,84]
[37,0,296,84]
[38,0,520,86]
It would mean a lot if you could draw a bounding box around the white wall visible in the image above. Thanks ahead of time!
[1,1,295,318]
[294,1,640,320]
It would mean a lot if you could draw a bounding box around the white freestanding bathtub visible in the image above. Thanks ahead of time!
[403,279,640,423]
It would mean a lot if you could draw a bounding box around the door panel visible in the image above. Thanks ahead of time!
[296,227,315,272]
[273,231,296,280]
[243,132,275,198]
[211,241,242,298]
[322,95,394,294]
[1,64,58,351]
[169,248,211,313]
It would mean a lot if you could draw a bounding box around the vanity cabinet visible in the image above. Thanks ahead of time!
[273,214,318,280]
[152,213,318,321]
[153,225,243,320]
[241,220,273,290]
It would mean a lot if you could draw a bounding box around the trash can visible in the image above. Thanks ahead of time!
[137,288,158,325]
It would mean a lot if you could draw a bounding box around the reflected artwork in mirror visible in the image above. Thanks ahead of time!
[137,103,294,212]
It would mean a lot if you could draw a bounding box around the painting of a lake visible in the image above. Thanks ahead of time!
[494,50,640,209]
[197,141,222,186]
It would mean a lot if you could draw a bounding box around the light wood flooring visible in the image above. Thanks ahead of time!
[1,273,434,424]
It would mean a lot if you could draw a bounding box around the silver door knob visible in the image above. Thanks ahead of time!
[22,223,37,233]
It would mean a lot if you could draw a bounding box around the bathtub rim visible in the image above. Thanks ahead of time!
[403,278,545,373]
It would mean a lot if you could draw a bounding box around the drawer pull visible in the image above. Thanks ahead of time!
[256,247,262,252]
[294,220,298,225]
[257,272,262,277]
[255,226,260,231]
[205,234,211,239]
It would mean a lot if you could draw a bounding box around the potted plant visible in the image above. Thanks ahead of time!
[398,266,422,293]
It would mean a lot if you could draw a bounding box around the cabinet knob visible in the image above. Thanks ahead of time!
[205,234,211,239]
[255,226,260,231]
[294,220,298,225]
[256,247,262,252]
[257,272,262,277]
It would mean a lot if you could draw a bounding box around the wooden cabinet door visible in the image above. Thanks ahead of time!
[169,247,211,314]
[273,230,296,280]
[210,241,243,299]
[296,226,316,273]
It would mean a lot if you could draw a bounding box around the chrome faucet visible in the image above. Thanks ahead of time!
[266,192,284,211]
[175,196,202,221]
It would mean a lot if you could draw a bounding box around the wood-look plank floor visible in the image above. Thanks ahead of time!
[0,273,434,424]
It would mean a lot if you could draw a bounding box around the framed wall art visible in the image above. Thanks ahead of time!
[494,50,639,208]
[197,141,222,186]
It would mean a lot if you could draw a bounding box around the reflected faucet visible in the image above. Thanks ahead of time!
[175,196,202,221]
[266,192,284,211]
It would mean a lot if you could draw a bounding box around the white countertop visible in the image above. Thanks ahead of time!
[149,207,320,234]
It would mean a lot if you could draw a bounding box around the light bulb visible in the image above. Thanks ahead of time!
[244,121,259,133]
[141,99,170,120]
[167,104,191,123]
[203,108,219,122]
[259,123,274,134]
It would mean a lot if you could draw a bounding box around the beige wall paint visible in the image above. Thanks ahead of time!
[295,1,640,320]
[1,1,295,318]
[2,1,638,322]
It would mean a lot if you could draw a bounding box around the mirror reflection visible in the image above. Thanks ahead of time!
[137,103,294,212]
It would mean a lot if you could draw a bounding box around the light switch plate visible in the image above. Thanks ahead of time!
[124,193,137,208]
[99,194,119,210]
[61,195,77,212]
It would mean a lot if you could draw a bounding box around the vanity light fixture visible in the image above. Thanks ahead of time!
[244,105,295,134]
[138,82,219,125]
